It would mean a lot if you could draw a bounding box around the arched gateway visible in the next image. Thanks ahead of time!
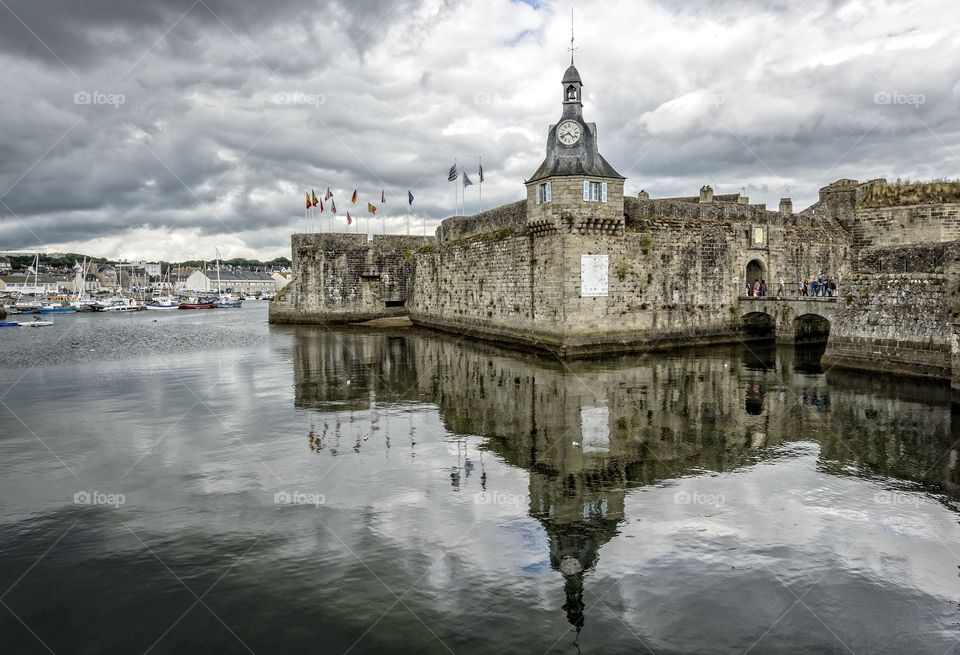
[745,259,765,294]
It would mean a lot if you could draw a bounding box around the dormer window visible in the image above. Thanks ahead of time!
[566,85,577,101]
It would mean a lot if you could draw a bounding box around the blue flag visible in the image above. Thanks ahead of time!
[408,190,414,205]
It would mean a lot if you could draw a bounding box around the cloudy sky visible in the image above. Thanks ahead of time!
[1,0,958,261]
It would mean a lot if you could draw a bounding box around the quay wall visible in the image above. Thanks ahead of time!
[823,242,960,379]
[269,233,433,324]
[409,199,849,356]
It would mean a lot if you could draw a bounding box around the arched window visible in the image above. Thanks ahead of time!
[566,85,577,101]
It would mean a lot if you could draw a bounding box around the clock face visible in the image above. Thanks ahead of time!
[557,120,582,146]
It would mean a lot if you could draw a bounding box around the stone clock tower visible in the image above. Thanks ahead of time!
[525,58,625,235]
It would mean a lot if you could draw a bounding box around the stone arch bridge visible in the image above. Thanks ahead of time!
[738,297,838,344]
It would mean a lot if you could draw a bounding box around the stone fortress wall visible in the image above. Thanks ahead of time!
[269,233,432,324]
[270,177,960,388]
[407,185,850,357]
[819,180,960,380]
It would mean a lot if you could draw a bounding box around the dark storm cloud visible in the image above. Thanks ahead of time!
[0,0,957,259]
[0,0,421,68]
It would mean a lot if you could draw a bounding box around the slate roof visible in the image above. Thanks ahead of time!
[562,65,582,84]
[526,122,624,184]
[201,270,275,281]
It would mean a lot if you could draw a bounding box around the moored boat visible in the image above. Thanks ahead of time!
[39,302,77,314]
[18,320,53,327]
[92,298,144,312]
[0,321,19,327]
[214,293,242,308]
[178,298,216,309]
[145,296,180,310]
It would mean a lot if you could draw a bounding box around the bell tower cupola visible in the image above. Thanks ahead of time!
[524,14,626,236]
[562,9,583,116]
[562,64,583,117]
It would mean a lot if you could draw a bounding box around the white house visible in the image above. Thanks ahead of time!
[135,261,162,277]
[0,274,67,294]
[184,269,277,295]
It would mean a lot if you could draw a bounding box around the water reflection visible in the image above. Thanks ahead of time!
[291,328,959,639]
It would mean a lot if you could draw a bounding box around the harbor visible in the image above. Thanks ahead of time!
[0,252,286,323]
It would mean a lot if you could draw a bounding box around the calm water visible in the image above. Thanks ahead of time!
[1,302,959,654]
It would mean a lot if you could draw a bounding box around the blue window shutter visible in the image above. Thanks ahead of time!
[583,180,589,201]
[601,182,608,203]
[545,181,552,202]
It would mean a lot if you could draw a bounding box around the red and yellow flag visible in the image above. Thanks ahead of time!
[351,189,358,204]
[367,202,377,215]
[305,192,311,209]
[311,189,318,207]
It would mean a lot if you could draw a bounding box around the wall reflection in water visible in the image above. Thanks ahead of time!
[291,328,959,635]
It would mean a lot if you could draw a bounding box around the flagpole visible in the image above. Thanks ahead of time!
[479,156,483,214]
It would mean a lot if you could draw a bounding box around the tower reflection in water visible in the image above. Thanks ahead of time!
[289,327,960,635]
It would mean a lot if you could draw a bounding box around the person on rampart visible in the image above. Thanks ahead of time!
[777,277,785,298]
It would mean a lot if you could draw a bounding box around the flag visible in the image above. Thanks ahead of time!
[408,190,414,205]
[381,190,385,203]
[311,189,318,207]
[331,200,337,213]
[318,198,324,213]
[325,187,332,200]
[448,163,458,181]
[368,202,377,215]
[305,192,311,209]
[463,172,473,188]
[479,162,484,183]
[346,210,352,225]
[351,189,358,204]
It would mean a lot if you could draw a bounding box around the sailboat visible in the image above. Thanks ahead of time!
[92,262,145,311]
[12,254,44,312]
[212,248,242,308]
[145,266,180,309]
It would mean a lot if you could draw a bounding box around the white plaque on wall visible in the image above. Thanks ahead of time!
[580,254,609,297]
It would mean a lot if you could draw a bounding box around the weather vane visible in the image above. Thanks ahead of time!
[568,6,577,65]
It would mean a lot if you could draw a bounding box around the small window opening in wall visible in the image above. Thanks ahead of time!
[385,300,405,308]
